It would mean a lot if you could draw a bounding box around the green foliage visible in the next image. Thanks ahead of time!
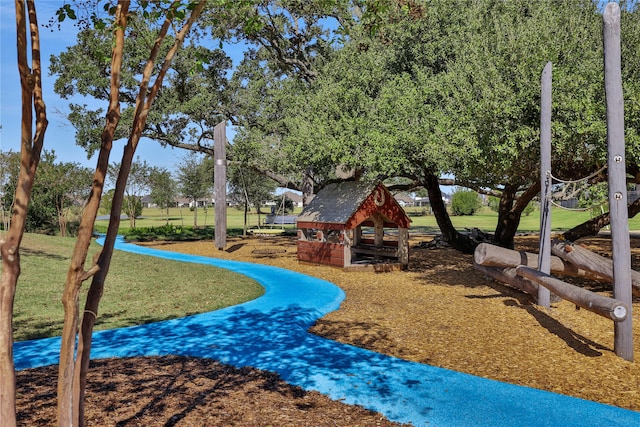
[488,196,500,213]
[149,167,177,216]
[1,151,91,235]
[110,158,153,228]
[124,195,143,219]
[122,224,244,242]
[50,7,232,157]
[176,152,212,202]
[228,166,277,213]
[283,197,294,214]
[450,189,482,216]
[522,202,535,217]
[100,188,115,215]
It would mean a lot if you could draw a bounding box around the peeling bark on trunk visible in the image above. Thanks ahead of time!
[1,2,47,425]
[57,3,208,426]
[57,4,128,426]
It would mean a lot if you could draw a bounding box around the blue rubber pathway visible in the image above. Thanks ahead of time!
[14,237,640,426]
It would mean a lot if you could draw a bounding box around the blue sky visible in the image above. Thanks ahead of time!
[0,1,243,172]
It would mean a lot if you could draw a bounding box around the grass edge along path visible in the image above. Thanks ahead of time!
[11,233,264,342]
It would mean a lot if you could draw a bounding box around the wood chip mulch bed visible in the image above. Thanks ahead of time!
[16,233,640,425]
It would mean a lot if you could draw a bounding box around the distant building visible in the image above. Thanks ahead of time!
[393,193,415,207]
[283,191,303,208]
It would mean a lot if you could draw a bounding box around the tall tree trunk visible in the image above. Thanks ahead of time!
[57,3,128,426]
[423,171,475,254]
[1,2,47,425]
[64,3,207,425]
[563,196,640,241]
[493,182,540,248]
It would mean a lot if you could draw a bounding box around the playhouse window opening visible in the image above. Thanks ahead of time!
[358,226,399,245]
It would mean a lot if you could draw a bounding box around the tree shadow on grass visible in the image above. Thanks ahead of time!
[20,247,68,261]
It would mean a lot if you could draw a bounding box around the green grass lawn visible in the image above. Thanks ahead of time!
[99,206,277,232]
[108,204,640,235]
[11,233,264,341]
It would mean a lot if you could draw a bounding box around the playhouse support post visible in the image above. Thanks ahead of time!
[354,225,362,247]
[373,214,384,248]
[343,230,352,266]
[603,2,633,361]
[214,121,227,250]
[398,228,409,265]
[538,61,553,308]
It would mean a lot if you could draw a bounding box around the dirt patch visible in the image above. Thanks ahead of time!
[16,233,640,425]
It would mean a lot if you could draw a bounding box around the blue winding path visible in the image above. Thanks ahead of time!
[14,237,640,426]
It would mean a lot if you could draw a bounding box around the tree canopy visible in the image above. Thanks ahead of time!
[47,0,640,248]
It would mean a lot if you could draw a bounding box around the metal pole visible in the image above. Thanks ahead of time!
[603,2,633,361]
[538,61,552,308]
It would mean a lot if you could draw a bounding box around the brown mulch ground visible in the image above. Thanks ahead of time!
[16,233,640,425]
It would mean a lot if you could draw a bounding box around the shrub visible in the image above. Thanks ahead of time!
[451,189,482,216]
[523,202,535,216]
[488,196,500,213]
[488,195,535,216]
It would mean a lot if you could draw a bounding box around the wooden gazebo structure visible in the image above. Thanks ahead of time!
[296,181,411,270]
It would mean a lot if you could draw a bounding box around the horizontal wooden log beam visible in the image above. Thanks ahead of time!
[474,264,539,303]
[516,266,628,322]
[474,264,563,304]
[551,239,640,297]
[474,243,606,281]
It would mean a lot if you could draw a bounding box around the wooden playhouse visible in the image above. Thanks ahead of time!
[296,181,411,270]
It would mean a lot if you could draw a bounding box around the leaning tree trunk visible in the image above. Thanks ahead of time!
[493,181,540,249]
[423,170,475,254]
[562,196,640,241]
[57,3,128,426]
[0,2,47,425]
[67,3,207,426]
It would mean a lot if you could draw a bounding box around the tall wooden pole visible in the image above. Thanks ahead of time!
[538,61,552,308]
[603,2,633,361]
[214,121,227,250]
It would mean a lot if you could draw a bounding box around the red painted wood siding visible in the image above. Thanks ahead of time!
[297,240,345,267]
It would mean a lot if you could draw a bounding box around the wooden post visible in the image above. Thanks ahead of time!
[214,121,227,250]
[603,2,633,361]
[354,225,362,246]
[373,214,384,248]
[398,228,409,265]
[538,61,553,308]
[343,230,352,267]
